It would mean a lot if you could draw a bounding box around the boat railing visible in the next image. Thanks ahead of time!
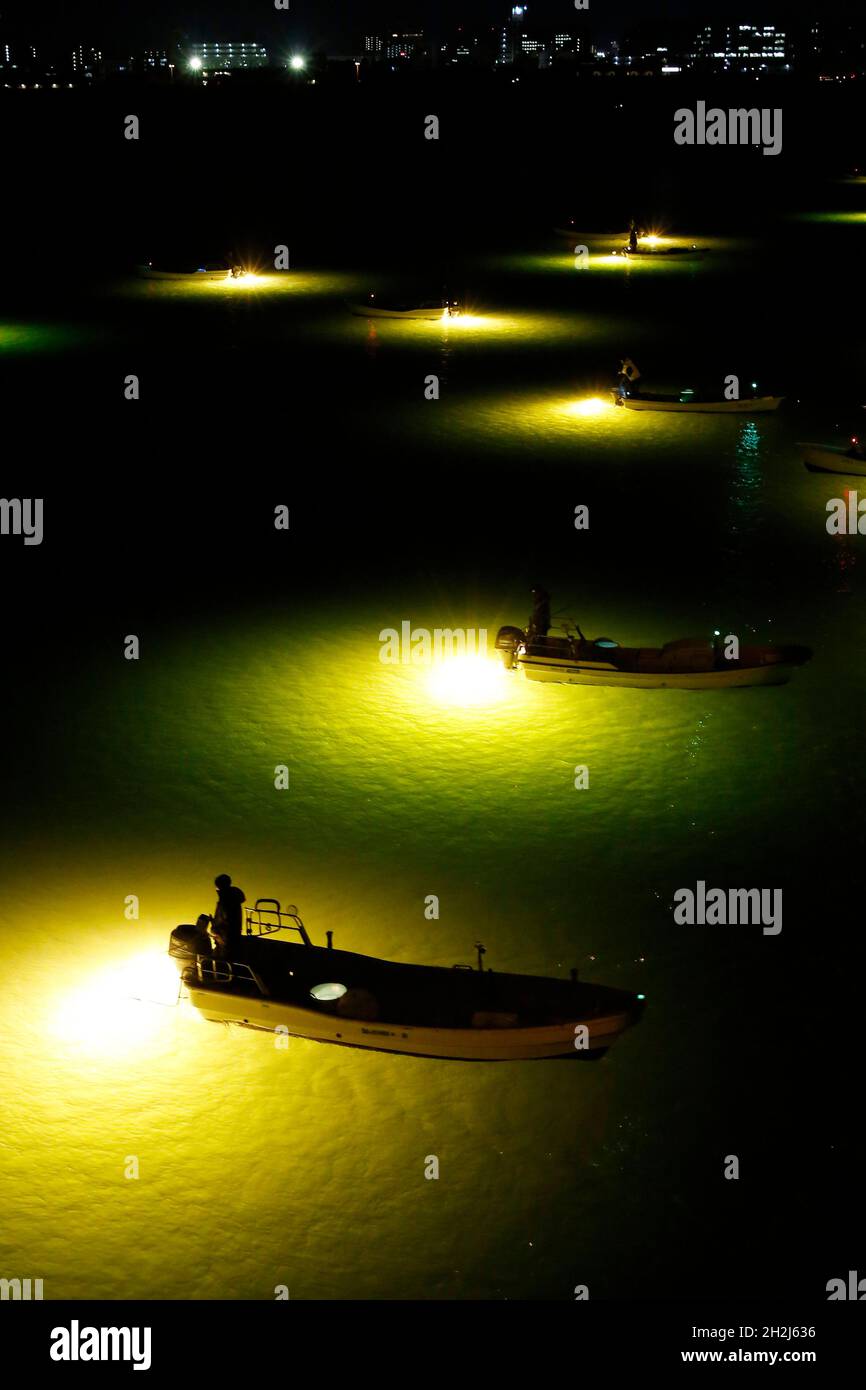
[245,898,312,947]
[194,954,271,997]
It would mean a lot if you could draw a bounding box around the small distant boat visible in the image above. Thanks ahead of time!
[619,244,706,259]
[801,442,866,477]
[347,296,460,320]
[495,610,811,692]
[169,900,644,1061]
[136,263,231,281]
[615,391,783,414]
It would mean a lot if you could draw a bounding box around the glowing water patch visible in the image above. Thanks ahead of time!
[226,271,266,287]
[566,396,614,418]
[428,655,507,707]
[122,270,354,300]
[0,322,82,354]
[791,211,866,226]
[50,951,181,1058]
[440,314,507,332]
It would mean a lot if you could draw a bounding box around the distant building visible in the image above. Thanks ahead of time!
[500,5,529,64]
[187,42,268,70]
[498,7,582,68]
[435,27,499,67]
[695,23,787,72]
[385,32,423,61]
[803,18,866,78]
[71,45,103,76]
[361,31,428,65]
[554,33,579,56]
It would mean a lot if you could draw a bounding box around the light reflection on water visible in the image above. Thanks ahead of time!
[3,214,866,1298]
[0,322,86,353]
[111,270,360,300]
[0,591,856,1299]
[727,419,764,549]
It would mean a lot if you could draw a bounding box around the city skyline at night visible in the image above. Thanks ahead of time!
[2,1,866,81]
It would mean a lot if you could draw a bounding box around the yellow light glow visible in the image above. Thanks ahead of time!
[567,396,614,417]
[227,271,264,286]
[50,951,181,1058]
[428,655,507,707]
[441,313,503,331]
[643,233,661,245]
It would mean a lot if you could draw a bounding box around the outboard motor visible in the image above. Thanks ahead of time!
[169,925,197,961]
[169,923,210,972]
[495,625,526,669]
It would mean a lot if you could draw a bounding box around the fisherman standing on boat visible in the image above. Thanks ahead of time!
[527,586,551,642]
[213,874,246,958]
[617,357,641,398]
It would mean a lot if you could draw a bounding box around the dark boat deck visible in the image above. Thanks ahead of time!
[523,635,810,675]
[196,935,636,1031]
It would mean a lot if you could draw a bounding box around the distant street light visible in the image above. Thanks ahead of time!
[188,56,202,72]
[289,54,306,71]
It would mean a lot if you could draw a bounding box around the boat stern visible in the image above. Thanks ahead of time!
[495,624,526,669]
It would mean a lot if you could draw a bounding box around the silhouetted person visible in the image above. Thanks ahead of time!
[628,220,639,253]
[617,356,641,398]
[191,913,213,956]
[213,874,246,958]
[528,586,551,642]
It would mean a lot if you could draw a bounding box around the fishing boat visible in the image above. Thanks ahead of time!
[136,263,231,281]
[619,244,706,259]
[615,390,783,413]
[347,296,460,320]
[495,616,811,691]
[801,442,866,477]
[169,901,644,1061]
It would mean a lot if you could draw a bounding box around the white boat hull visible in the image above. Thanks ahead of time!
[517,653,795,690]
[187,984,632,1060]
[620,395,783,414]
[347,302,449,320]
[622,247,705,259]
[801,443,866,477]
[136,266,230,281]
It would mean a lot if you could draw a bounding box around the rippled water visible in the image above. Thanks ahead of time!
[2,204,864,1299]
[1,572,861,1299]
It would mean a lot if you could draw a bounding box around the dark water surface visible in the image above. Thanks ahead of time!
[2,78,864,1299]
